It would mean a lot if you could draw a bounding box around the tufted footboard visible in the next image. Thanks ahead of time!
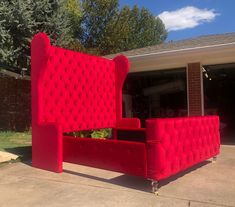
[146,116,220,181]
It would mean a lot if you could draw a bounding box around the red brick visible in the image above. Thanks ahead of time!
[187,62,203,116]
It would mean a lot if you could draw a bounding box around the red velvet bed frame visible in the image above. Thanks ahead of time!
[31,33,220,194]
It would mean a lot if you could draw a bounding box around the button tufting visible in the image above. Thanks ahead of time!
[38,45,127,133]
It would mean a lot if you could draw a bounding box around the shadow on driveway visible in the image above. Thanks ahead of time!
[4,146,32,161]
[63,160,211,193]
[4,146,212,193]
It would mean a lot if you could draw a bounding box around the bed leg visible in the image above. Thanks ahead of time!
[150,180,159,195]
[212,156,217,163]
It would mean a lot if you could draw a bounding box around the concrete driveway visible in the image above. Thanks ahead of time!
[0,145,235,207]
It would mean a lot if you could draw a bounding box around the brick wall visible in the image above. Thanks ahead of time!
[187,62,203,116]
[0,73,31,131]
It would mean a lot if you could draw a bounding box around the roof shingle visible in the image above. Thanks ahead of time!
[105,32,235,58]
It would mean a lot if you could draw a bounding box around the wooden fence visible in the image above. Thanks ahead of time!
[0,73,31,131]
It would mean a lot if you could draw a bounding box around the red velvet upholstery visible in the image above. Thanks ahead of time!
[31,33,220,187]
[63,137,147,177]
[31,32,141,172]
[32,123,63,172]
[146,116,220,180]
[116,118,141,128]
[31,33,130,132]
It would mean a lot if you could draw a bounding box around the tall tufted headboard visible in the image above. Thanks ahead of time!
[31,33,129,132]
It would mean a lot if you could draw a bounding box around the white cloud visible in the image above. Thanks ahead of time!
[158,6,219,31]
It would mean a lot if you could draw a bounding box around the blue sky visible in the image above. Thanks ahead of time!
[119,0,235,41]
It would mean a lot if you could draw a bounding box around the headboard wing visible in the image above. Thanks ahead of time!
[31,33,129,132]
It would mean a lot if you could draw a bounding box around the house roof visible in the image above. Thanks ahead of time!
[105,32,235,59]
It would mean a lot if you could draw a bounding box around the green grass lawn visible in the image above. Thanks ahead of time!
[0,131,32,160]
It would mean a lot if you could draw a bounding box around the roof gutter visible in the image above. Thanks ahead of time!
[127,42,235,59]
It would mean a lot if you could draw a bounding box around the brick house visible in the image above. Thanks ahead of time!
[106,32,235,142]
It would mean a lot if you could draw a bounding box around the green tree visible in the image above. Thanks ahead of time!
[0,0,166,69]
[99,5,131,54]
[6,0,34,68]
[0,0,78,69]
[127,6,167,49]
[78,0,119,54]
[65,0,82,30]
[0,1,14,64]
[63,0,84,51]
[78,1,167,55]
